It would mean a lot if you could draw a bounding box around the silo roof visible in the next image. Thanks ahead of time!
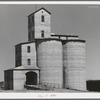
[51,34,78,37]
[62,39,86,43]
[35,38,62,41]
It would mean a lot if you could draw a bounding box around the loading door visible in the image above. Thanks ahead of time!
[26,72,37,85]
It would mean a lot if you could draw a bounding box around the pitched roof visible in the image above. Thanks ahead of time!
[28,7,51,17]
[15,40,35,47]
[4,66,40,71]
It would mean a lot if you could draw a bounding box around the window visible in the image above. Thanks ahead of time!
[27,46,31,53]
[27,59,31,65]
[41,30,44,38]
[41,15,44,22]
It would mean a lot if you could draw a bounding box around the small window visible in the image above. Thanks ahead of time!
[41,15,44,22]
[41,30,44,38]
[27,46,31,53]
[27,59,31,65]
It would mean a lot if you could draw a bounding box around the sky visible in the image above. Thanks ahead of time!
[0,4,100,81]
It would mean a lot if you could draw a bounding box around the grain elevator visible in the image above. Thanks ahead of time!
[4,7,86,91]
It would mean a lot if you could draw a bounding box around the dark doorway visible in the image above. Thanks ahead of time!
[26,72,37,85]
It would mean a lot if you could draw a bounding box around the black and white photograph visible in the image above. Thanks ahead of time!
[0,3,100,98]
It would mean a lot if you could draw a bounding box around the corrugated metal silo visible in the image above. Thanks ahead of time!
[36,38,63,88]
[63,40,86,91]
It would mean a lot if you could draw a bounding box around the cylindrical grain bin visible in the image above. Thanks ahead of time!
[36,38,63,88]
[63,40,86,91]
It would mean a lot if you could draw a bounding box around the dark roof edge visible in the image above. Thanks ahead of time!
[14,69,40,71]
[62,39,86,43]
[87,80,100,81]
[4,68,40,71]
[15,41,35,47]
[51,34,78,37]
[28,7,51,17]
[35,38,61,41]
[4,69,13,71]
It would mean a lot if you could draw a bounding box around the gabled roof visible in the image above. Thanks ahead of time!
[28,7,51,17]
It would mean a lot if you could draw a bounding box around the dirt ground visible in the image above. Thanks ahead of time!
[0,88,88,93]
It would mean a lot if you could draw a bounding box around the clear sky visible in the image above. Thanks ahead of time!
[0,4,100,81]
